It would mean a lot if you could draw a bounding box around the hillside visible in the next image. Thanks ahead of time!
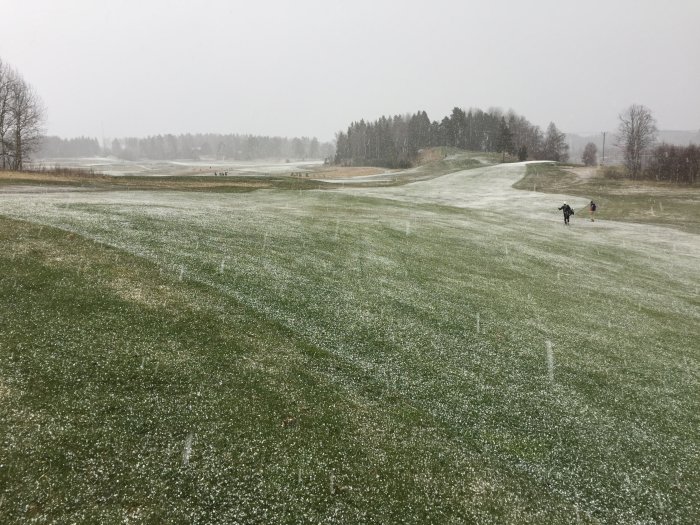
[0,159,698,523]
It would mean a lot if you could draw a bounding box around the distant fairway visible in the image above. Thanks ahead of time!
[0,160,698,523]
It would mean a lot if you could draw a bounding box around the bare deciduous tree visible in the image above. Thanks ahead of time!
[0,57,45,171]
[9,79,44,170]
[617,104,657,179]
[0,59,14,169]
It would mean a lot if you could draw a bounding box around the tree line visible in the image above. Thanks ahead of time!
[38,133,334,162]
[334,107,569,168]
[644,143,699,184]
[39,136,101,158]
[109,134,333,161]
[0,58,45,170]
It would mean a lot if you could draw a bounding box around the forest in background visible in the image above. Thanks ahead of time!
[38,133,335,161]
[334,107,569,168]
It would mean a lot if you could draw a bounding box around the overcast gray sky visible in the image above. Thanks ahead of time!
[2,0,699,141]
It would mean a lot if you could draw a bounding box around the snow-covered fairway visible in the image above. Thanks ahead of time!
[0,163,698,523]
[351,161,700,258]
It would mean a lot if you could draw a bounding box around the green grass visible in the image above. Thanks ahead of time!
[0,170,326,193]
[515,163,700,234]
[0,173,698,523]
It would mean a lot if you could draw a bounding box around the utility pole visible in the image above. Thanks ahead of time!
[601,131,606,166]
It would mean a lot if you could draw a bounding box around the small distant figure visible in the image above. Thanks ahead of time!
[588,200,597,221]
[558,202,574,225]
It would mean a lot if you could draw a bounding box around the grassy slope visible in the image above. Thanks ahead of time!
[514,163,700,234]
[0,169,698,523]
[0,170,324,193]
[0,149,490,194]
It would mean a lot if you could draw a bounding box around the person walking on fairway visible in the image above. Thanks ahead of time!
[558,202,574,225]
[588,200,597,221]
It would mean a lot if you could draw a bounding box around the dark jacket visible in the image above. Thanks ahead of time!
[558,204,574,216]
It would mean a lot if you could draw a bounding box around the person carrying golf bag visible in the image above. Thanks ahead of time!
[558,202,574,225]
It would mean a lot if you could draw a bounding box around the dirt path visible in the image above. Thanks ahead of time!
[563,166,598,180]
